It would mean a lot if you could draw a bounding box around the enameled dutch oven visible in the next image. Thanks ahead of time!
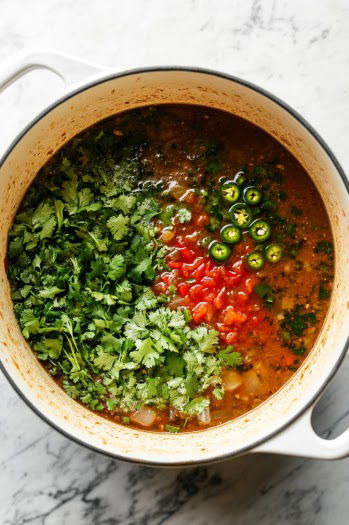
[1,51,349,466]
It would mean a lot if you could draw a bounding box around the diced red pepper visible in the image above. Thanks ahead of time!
[202,288,216,303]
[205,303,214,323]
[201,276,217,288]
[213,287,226,309]
[205,260,213,273]
[230,260,246,275]
[189,284,204,301]
[222,306,247,325]
[161,272,171,284]
[225,332,237,344]
[177,282,189,297]
[168,261,182,269]
[235,290,249,306]
[243,275,259,294]
[207,265,221,280]
[216,322,230,333]
[225,271,241,288]
[192,262,206,281]
[180,247,196,262]
[192,302,209,322]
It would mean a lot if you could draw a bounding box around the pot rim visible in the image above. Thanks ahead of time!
[1,65,348,467]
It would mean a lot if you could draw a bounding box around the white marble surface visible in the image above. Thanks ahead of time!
[1,1,349,523]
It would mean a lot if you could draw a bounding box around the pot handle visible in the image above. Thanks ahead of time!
[0,50,104,94]
[253,401,349,459]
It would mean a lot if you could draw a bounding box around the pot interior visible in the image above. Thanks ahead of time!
[1,69,348,465]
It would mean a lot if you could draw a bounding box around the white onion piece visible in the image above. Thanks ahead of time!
[242,370,262,394]
[198,408,211,424]
[281,296,295,310]
[130,407,157,427]
[222,370,242,392]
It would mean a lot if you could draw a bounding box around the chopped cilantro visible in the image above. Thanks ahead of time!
[254,283,274,308]
[314,240,333,255]
[8,132,232,422]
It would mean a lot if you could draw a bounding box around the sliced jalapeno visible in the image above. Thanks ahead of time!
[229,203,253,229]
[246,251,265,270]
[221,181,240,203]
[233,171,246,186]
[265,243,283,263]
[208,240,232,262]
[220,224,241,244]
[249,219,271,242]
[243,186,263,206]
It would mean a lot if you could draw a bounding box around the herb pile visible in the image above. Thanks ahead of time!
[7,127,234,420]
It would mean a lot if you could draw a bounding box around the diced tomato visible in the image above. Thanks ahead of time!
[179,264,190,278]
[225,332,237,344]
[186,257,204,272]
[207,265,221,280]
[161,272,171,284]
[243,275,259,294]
[222,306,247,325]
[225,271,241,288]
[177,282,189,297]
[192,302,209,323]
[202,288,216,303]
[168,261,182,269]
[180,247,196,262]
[216,322,230,333]
[153,281,167,295]
[235,290,249,306]
[195,213,210,227]
[201,276,217,288]
[213,287,226,309]
[184,233,199,243]
[192,262,206,281]
[230,260,246,275]
[205,303,214,323]
[219,266,227,279]
[189,284,204,301]
[205,260,213,273]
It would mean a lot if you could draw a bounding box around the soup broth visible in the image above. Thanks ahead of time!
[7,105,334,432]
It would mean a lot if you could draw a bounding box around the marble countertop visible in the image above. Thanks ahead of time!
[1,1,349,523]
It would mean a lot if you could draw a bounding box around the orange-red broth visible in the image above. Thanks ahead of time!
[117,105,333,431]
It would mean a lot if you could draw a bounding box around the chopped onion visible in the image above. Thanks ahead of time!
[281,296,295,310]
[211,408,232,421]
[130,407,157,427]
[222,370,242,392]
[169,296,190,309]
[243,370,264,394]
[198,408,211,424]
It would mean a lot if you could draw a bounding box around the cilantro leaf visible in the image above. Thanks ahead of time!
[107,214,129,241]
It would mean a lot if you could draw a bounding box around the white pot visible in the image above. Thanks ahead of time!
[1,51,349,466]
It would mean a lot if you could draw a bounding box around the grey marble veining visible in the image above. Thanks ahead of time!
[1,1,349,523]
